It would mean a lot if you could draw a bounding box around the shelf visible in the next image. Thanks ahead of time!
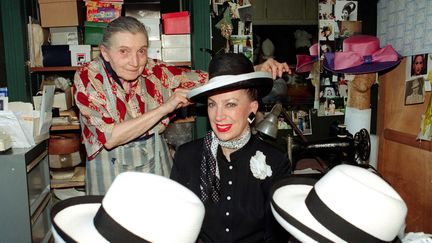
[50,124,80,131]
[50,166,85,189]
[30,61,192,73]
[30,66,80,72]
[383,128,432,152]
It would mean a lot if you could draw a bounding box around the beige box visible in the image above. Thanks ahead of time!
[38,0,84,27]
[162,47,191,62]
[135,18,161,41]
[50,27,79,45]
[148,40,161,60]
[33,87,72,111]
[161,34,190,48]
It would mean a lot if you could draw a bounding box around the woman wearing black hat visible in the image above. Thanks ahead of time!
[170,53,291,243]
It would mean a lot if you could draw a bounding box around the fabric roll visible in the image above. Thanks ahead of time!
[344,107,371,134]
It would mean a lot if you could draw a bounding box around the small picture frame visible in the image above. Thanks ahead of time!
[405,77,425,105]
[291,109,313,136]
[0,97,8,111]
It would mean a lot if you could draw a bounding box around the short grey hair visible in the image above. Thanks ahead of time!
[100,16,148,49]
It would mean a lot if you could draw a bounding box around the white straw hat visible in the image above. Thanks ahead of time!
[51,172,205,243]
[271,164,407,243]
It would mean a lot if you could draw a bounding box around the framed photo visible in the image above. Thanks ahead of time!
[291,109,312,136]
[405,77,425,105]
[409,54,428,77]
[0,97,8,111]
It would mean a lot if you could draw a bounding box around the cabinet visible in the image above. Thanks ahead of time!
[0,140,52,242]
[252,0,318,25]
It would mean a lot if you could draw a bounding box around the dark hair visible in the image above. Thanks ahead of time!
[343,2,356,14]
[101,16,148,49]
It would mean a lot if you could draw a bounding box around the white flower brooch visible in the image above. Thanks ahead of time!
[250,151,272,180]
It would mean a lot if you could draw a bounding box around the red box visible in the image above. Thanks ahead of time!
[162,11,190,34]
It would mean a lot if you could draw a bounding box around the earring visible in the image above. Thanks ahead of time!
[248,112,256,124]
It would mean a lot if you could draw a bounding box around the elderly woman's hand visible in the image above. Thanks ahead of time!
[161,88,192,114]
[254,58,292,79]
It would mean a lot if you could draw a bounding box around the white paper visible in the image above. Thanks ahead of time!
[38,85,55,135]
[0,111,32,148]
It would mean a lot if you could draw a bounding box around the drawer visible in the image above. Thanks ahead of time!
[28,154,51,215]
[32,194,52,243]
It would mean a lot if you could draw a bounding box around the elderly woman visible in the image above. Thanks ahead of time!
[73,16,290,195]
[170,53,291,243]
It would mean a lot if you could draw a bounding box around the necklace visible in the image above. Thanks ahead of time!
[216,127,251,150]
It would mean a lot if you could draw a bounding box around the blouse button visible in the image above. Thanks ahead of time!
[228,180,232,185]
[227,196,231,200]
[229,165,233,170]
[225,228,230,232]
[226,211,230,216]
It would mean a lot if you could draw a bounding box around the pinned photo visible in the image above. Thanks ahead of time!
[319,20,336,41]
[335,1,358,21]
[405,77,425,105]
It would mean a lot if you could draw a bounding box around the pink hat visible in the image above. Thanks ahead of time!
[323,35,401,74]
[296,43,319,73]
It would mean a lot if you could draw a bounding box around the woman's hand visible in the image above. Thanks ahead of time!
[161,88,192,114]
[254,58,292,79]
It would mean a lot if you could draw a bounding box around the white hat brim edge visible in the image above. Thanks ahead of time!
[187,71,272,100]
[52,199,108,242]
[271,184,344,243]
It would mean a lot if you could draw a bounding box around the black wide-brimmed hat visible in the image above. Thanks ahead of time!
[187,53,273,103]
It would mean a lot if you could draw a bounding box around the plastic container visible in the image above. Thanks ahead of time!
[161,11,190,34]
[84,21,108,45]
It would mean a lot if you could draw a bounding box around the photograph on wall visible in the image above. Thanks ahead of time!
[405,76,425,105]
[230,35,253,61]
[319,40,335,59]
[318,70,346,116]
[338,21,362,38]
[319,20,336,41]
[407,54,428,78]
[291,109,313,136]
[319,3,334,20]
[335,1,358,21]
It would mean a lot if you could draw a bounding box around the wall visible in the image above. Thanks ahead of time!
[378,58,432,232]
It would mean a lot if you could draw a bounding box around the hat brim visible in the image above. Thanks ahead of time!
[51,196,107,242]
[187,71,273,103]
[296,55,319,73]
[323,53,401,74]
[270,177,345,242]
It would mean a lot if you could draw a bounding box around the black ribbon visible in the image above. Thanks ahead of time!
[94,205,151,243]
[305,188,386,243]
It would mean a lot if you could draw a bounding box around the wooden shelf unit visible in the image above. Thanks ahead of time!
[30,61,192,73]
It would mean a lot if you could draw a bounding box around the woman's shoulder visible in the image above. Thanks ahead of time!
[177,138,205,153]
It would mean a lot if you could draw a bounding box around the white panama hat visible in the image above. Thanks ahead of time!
[271,164,407,243]
[51,172,205,243]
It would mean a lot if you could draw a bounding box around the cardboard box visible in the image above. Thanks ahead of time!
[162,47,191,62]
[69,45,91,66]
[161,34,190,48]
[161,11,190,34]
[86,1,122,23]
[38,0,84,27]
[33,87,72,111]
[50,27,80,45]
